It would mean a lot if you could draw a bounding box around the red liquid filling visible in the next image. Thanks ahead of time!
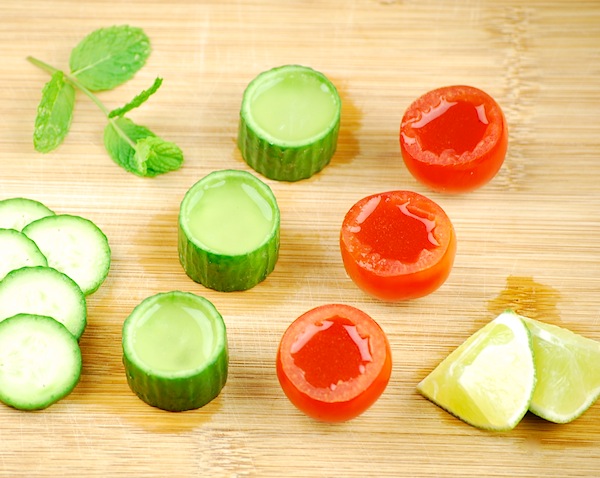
[411,99,489,156]
[291,316,372,390]
[354,196,439,264]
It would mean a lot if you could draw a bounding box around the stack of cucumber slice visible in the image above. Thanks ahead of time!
[0,197,111,410]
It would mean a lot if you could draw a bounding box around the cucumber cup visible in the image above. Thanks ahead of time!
[178,169,280,292]
[238,64,342,181]
[122,291,228,412]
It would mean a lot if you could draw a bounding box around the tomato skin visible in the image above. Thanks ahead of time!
[400,85,508,194]
[340,190,456,301]
[276,304,392,422]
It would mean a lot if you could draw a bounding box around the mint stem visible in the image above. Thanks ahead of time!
[27,55,137,149]
[26,56,58,75]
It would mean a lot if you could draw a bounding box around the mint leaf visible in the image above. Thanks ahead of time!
[33,70,75,153]
[104,116,153,173]
[69,25,150,91]
[134,136,184,177]
[104,116,183,177]
[108,77,163,118]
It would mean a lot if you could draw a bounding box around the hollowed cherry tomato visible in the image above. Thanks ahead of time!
[340,190,456,301]
[400,85,508,193]
[276,304,392,422]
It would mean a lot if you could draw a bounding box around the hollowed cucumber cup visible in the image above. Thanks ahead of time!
[178,169,280,292]
[122,291,228,412]
[238,64,341,182]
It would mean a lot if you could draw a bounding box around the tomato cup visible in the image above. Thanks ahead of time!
[340,190,456,301]
[276,304,392,422]
[400,85,508,194]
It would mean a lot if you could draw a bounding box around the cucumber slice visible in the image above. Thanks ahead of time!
[0,266,87,339]
[0,313,82,410]
[0,228,48,281]
[178,169,280,292]
[0,197,55,231]
[23,214,111,295]
[238,64,342,181]
[122,291,228,412]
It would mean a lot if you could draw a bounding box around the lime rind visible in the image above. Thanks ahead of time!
[417,311,536,431]
[522,316,600,423]
[238,64,341,182]
[178,169,280,292]
[122,291,228,412]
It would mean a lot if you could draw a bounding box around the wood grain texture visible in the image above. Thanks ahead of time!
[1,0,600,476]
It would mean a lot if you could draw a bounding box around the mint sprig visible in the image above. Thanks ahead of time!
[28,25,183,177]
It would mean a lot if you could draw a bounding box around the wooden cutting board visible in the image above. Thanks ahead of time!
[1,0,599,476]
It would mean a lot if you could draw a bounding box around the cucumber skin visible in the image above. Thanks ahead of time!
[178,215,280,293]
[123,345,228,412]
[237,114,340,182]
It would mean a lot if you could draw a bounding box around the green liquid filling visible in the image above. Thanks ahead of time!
[132,301,216,373]
[248,71,338,143]
[184,177,275,256]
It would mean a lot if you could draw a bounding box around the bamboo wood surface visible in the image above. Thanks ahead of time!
[1,0,600,476]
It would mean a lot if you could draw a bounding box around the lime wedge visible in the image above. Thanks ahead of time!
[417,311,536,430]
[521,315,600,423]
